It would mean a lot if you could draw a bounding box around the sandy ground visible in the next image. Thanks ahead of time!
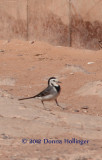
[0,40,102,160]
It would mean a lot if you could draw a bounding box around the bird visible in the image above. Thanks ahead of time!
[19,77,62,109]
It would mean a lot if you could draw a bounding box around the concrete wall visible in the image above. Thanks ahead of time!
[0,0,27,40]
[71,0,102,49]
[28,0,70,46]
[0,0,102,49]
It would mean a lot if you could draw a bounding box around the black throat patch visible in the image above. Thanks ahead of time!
[54,85,61,92]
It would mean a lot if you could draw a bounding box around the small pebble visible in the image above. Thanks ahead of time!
[70,72,74,75]
[74,109,79,112]
[29,40,34,44]
[17,54,23,56]
[1,133,11,139]
[0,50,5,53]
[87,62,95,64]
[35,54,42,56]
[81,106,89,109]
[83,110,88,113]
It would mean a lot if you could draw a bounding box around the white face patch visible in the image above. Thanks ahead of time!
[49,78,59,87]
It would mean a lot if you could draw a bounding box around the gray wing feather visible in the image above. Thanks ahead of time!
[35,85,54,97]
[19,86,55,100]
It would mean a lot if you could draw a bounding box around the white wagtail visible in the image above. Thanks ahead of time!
[19,77,62,109]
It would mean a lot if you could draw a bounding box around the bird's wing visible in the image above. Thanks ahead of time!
[19,86,54,101]
[34,85,53,97]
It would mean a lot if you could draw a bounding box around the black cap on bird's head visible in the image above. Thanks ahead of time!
[48,77,56,85]
[48,77,61,85]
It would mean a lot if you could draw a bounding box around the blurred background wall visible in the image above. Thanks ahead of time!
[0,0,102,50]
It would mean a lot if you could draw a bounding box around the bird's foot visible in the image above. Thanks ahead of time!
[58,105,65,110]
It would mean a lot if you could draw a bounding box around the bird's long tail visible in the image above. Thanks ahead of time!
[19,96,36,101]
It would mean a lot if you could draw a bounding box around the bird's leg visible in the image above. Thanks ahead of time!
[41,100,51,111]
[55,99,60,106]
[41,100,46,110]
[55,99,63,109]
[41,100,44,106]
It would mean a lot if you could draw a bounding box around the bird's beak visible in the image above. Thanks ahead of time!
[58,81,62,83]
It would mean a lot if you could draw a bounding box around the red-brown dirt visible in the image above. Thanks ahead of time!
[0,40,102,160]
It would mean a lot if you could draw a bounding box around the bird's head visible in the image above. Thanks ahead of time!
[48,77,61,87]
